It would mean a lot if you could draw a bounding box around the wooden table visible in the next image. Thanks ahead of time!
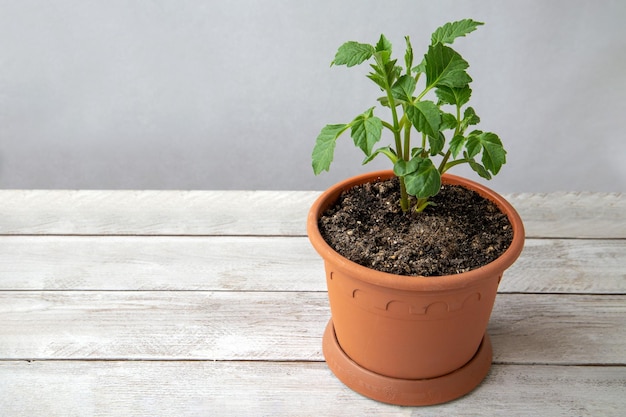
[0,190,624,416]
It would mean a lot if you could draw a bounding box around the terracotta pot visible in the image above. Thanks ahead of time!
[307,170,525,406]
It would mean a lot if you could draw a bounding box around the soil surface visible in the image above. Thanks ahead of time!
[318,177,513,277]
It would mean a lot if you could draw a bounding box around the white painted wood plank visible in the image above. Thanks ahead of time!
[0,190,317,236]
[0,292,623,365]
[508,192,626,238]
[0,361,623,417]
[502,238,626,294]
[1,190,624,238]
[0,291,329,361]
[0,235,322,292]
[0,291,327,361]
[490,294,626,365]
[0,236,623,294]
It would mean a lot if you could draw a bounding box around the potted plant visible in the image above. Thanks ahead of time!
[308,19,525,406]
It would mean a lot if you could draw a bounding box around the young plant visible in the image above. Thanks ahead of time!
[312,19,506,212]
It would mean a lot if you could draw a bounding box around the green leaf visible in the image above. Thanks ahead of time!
[413,58,426,74]
[367,66,388,90]
[405,100,441,138]
[428,132,445,156]
[460,107,480,131]
[332,41,375,67]
[466,131,506,174]
[376,95,394,108]
[441,112,458,131]
[431,19,484,45]
[479,132,506,174]
[363,146,397,165]
[393,157,421,177]
[449,134,466,158]
[404,36,414,74]
[425,43,472,89]
[403,158,441,198]
[391,75,417,103]
[368,56,400,89]
[435,85,472,106]
[382,58,401,86]
[410,147,425,158]
[465,130,483,158]
[312,124,348,174]
[375,34,392,53]
[468,159,492,179]
[350,108,383,156]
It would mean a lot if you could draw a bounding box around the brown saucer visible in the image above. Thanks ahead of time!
[322,319,492,406]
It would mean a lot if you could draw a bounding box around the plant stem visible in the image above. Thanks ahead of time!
[415,84,433,102]
[415,197,430,213]
[438,150,452,173]
[439,104,463,174]
[399,176,410,211]
[387,92,403,161]
[383,85,411,211]
[443,158,470,172]
[403,114,411,161]
[381,120,395,132]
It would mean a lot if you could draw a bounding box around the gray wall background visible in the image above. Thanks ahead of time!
[1,0,625,192]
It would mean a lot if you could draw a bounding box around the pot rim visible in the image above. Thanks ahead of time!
[307,170,525,292]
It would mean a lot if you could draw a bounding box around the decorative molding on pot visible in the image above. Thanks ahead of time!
[329,270,502,320]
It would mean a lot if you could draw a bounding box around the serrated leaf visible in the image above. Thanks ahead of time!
[425,43,472,89]
[383,58,402,86]
[466,131,506,174]
[449,134,466,158]
[312,124,348,174]
[468,159,492,179]
[461,107,480,130]
[403,158,441,198]
[413,58,426,74]
[373,50,392,67]
[478,132,506,174]
[465,130,483,158]
[431,19,484,45]
[332,41,375,67]
[367,68,388,90]
[375,34,392,53]
[434,86,456,105]
[435,85,472,106]
[405,100,441,138]
[368,56,400,89]
[350,108,383,156]
[404,36,414,74]
[441,112,458,130]
[391,75,417,103]
[363,146,397,165]
[428,132,445,156]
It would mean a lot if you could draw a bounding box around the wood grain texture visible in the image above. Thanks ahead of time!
[0,236,624,293]
[0,190,624,416]
[0,361,623,417]
[507,192,626,238]
[0,190,317,236]
[503,238,626,294]
[0,292,623,365]
[0,235,322,292]
[1,190,624,238]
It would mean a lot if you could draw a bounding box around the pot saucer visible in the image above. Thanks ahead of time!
[322,319,492,406]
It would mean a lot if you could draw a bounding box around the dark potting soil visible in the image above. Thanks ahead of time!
[318,177,514,277]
